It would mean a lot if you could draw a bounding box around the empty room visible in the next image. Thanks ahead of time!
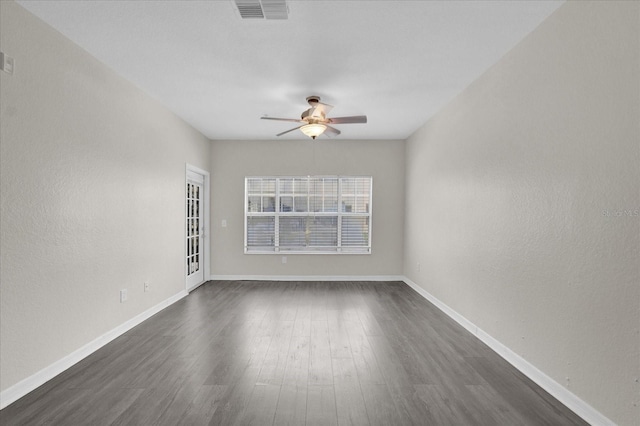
[0,1,638,425]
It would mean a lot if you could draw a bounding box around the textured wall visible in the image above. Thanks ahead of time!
[403,1,639,424]
[210,139,404,277]
[0,1,210,392]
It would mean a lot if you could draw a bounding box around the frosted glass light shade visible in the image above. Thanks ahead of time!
[300,123,326,139]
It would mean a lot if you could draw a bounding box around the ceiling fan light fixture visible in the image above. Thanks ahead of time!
[262,96,367,138]
[300,123,326,139]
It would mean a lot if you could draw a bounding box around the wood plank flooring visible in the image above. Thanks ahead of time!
[0,280,587,425]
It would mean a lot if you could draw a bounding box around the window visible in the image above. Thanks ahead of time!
[245,176,372,254]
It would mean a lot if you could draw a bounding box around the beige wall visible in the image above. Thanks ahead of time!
[403,1,639,424]
[210,139,404,277]
[0,1,210,393]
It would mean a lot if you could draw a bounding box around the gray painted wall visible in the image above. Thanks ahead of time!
[403,2,639,424]
[0,1,211,392]
[209,139,405,277]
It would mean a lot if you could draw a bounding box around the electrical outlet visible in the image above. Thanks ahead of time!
[144,282,150,292]
[0,52,14,75]
[282,256,287,264]
[221,219,227,227]
[120,289,128,303]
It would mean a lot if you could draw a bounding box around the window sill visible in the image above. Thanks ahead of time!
[245,248,371,255]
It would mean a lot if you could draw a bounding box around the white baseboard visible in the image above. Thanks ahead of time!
[2,277,613,425]
[209,274,405,282]
[0,290,188,410]
[187,280,207,293]
[402,277,614,426]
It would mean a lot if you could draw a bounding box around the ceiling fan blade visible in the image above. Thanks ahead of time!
[324,125,341,137]
[309,101,334,119]
[276,126,303,137]
[261,117,305,123]
[327,115,367,124]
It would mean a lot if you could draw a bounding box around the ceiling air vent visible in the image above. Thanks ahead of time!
[234,0,288,20]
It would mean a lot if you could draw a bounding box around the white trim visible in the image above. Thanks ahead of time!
[2,276,612,426]
[244,250,371,255]
[402,277,614,426]
[187,280,207,293]
[402,277,479,335]
[209,274,404,282]
[0,290,188,410]
[244,176,372,255]
[185,164,210,292]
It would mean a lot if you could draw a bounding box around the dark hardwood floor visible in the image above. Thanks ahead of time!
[1,280,587,425]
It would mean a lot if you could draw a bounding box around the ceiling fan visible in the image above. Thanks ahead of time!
[261,96,367,139]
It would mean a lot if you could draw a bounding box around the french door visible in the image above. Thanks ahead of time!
[186,168,206,290]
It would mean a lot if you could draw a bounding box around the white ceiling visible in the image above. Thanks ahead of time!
[17,0,563,141]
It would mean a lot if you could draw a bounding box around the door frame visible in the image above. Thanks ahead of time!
[185,163,210,292]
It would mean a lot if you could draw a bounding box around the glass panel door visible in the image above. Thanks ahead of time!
[186,172,204,288]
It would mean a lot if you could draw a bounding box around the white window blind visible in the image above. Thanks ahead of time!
[245,176,372,254]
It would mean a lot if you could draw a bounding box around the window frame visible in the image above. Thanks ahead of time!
[244,175,373,255]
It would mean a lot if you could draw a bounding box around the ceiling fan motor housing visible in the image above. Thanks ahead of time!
[301,108,325,122]
[306,95,321,105]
